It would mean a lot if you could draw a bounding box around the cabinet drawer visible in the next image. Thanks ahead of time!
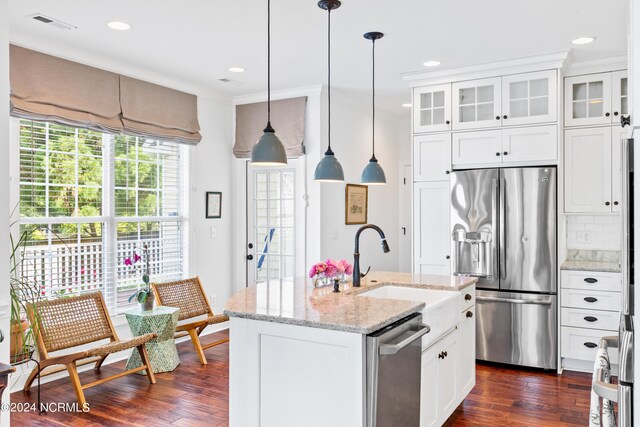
[460,285,475,312]
[561,326,618,363]
[561,288,621,311]
[561,307,620,331]
[561,270,622,292]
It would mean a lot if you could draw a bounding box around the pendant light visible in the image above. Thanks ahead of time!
[314,0,344,182]
[361,32,386,185]
[250,0,287,166]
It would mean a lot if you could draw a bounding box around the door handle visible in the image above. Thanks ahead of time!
[402,227,406,236]
[379,324,430,355]
[499,177,506,280]
[476,296,553,306]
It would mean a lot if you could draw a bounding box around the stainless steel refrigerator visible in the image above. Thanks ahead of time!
[451,167,557,369]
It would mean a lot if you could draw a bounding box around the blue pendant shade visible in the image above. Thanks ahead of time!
[250,0,287,166]
[361,156,386,185]
[361,31,386,186]
[251,122,287,166]
[314,147,345,182]
[314,0,344,183]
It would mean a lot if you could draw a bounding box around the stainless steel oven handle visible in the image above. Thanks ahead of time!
[379,324,430,355]
[476,296,552,306]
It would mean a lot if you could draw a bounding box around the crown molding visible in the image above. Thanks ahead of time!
[9,33,233,105]
[564,53,628,76]
[402,51,571,87]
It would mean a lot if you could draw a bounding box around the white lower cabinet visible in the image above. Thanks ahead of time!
[458,307,476,397]
[420,328,459,427]
[413,181,451,275]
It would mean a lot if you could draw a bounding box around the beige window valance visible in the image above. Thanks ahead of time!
[234,97,307,158]
[9,45,201,144]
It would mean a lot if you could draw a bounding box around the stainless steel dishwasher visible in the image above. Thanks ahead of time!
[366,312,430,427]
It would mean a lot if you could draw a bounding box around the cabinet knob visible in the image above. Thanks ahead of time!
[445,255,450,260]
[614,201,619,206]
[605,201,611,206]
[465,294,472,301]
[503,151,508,156]
[503,115,508,120]
[496,152,501,156]
[445,170,450,175]
[605,112,611,117]
[466,311,473,318]
[614,112,619,116]
[495,116,501,120]
[445,120,451,125]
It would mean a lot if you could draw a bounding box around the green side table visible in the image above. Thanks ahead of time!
[125,306,180,374]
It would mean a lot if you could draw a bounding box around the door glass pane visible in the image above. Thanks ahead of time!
[529,79,548,97]
[573,101,587,119]
[433,91,444,108]
[510,99,528,118]
[621,77,628,96]
[530,97,548,116]
[459,88,475,105]
[622,98,628,115]
[510,81,528,100]
[420,92,432,109]
[477,104,493,121]
[476,85,494,103]
[621,77,628,115]
[420,110,432,126]
[573,83,587,100]
[588,81,603,99]
[588,101,603,117]
[460,105,475,122]
[433,108,445,125]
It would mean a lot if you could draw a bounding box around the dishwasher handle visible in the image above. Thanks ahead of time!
[379,324,430,355]
[476,295,553,306]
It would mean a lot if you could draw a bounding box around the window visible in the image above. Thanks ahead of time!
[17,119,188,314]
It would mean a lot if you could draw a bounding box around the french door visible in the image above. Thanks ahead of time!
[246,161,298,286]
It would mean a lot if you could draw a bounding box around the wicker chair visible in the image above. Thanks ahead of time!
[152,276,229,365]
[24,292,157,406]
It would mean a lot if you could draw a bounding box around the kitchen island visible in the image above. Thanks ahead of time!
[224,272,477,427]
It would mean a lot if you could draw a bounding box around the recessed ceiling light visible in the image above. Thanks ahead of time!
[423,60,441,67]
[228,67,246,73]
[572,36,595,45]
[107,21,131,31]
[402,103,412,108]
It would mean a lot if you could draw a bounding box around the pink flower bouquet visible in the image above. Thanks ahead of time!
[309,259,353,286]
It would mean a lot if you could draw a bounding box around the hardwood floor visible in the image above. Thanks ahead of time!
[11,330,592,426]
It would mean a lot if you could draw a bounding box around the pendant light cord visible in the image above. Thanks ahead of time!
[371,38,376,160]
[327,6,332,154]
[267,0,271,126]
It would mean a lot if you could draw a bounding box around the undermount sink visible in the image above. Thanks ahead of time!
[359,285,461,349]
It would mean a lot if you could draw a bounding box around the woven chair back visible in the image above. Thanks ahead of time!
[153,277,211,321]
[31,292,114,352]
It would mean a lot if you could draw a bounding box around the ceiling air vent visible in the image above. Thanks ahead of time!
[27,13,77,31]
[218,77,244,86]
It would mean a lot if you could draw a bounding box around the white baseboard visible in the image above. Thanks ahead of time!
[9,322,229,394]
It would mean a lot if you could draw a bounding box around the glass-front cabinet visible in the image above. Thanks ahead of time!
[565,72,612,126]
[501,70,557,126]
[612,70,629,123]
[452,77,501,130]
[413,84,451,133]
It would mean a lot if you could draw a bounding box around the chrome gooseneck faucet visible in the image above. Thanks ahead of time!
[353,224,390,287]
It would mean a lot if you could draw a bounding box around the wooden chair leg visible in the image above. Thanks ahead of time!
[136,345,156,385]
[188,328,208,365]
[23,364,43,392]
[65,363,87,407]
[202,337,230,350]
[94,355,109,372]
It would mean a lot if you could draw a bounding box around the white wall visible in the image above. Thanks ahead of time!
[0,0,10,423]
[397,118,412,272]
[319,93,400,271]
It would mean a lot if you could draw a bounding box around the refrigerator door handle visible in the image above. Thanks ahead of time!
[499,176,506,280]
[491,178,498,279]
[476,295,553,306]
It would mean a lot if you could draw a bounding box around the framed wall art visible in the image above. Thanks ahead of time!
[206,192,222,218]
[345,184,368,225]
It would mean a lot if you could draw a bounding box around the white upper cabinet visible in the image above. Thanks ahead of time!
[611,70,629,123]
[564,127,613,213]
[452,77,502,130]
[501,70,557,126]
[413,84,452,133]
[501,125,557,164]
[452,130,502,167]
[413,134,452,181]
[565,73,613,127]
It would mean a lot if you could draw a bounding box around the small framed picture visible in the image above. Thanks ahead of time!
[345,184,368,225]
[206,192,222,218]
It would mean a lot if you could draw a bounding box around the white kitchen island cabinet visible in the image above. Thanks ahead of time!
[225,272,477,427]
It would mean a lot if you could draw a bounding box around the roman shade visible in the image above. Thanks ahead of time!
[10,45,123,134]
[234,97,307,158]
[120,76,201,145]
[9,45,202,144]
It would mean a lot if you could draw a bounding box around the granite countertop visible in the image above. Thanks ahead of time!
[560,260,622,273]
[223,271,477,334]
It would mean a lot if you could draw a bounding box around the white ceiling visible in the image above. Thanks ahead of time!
[9,0,628,118]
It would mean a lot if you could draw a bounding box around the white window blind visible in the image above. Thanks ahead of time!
[17,119,188,314]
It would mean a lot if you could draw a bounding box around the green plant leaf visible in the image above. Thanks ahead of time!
[136,292,148,303]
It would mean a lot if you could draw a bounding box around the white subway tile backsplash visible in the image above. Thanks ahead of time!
[566,214,621,251]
